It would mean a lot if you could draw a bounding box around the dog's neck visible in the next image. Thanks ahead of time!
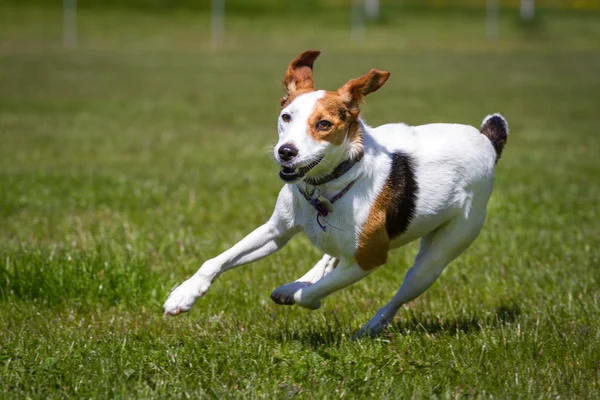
[297,119,368,198]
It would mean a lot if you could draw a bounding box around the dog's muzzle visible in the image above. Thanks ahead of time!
[279,156,323,182]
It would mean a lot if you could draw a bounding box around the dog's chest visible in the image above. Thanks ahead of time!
[300,205,356,257]
[295,187,371,258]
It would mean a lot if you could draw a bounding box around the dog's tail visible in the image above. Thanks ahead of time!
[481,113,509,163]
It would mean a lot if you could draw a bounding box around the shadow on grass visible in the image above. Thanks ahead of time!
[272,322,349,348]
[389,302,522,336]
[272,302,522,347]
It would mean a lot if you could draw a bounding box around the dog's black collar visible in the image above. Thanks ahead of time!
[303,152,363,186]
[296,179,357,232]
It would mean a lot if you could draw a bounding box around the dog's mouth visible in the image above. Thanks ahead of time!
[279,156,323,182]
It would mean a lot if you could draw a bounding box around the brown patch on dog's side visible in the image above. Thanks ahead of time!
[355,185,391,270]
[356,153,418,270]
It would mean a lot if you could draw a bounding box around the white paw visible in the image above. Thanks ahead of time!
[293,287,322,310]
[271,281,311,305]
[270,282,321,310]
[354,313,393,338]
[163,278,210,316]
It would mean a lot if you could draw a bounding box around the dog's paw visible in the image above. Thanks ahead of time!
[293,286,322,310]
[271,282,321,310]
[354,313,392,339]
[163,278,210,316]
[271,281,310,305]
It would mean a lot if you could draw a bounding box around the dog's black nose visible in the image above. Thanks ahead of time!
[278,144,298,162]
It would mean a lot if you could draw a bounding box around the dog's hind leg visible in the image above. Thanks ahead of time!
[296,254,339,283]
[356,212,487,337]
[271,254,338,305]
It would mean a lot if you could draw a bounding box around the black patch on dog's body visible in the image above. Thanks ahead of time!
[385,152,418,239]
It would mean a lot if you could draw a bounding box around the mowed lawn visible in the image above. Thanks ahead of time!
[1,5,599,398]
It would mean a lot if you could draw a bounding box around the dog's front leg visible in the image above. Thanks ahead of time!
[163,188,299,316]
[163,222,298,315]
[271,254,338,306]
[287,259,373,310]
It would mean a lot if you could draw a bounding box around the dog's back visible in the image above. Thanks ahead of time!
[367,117,507,248]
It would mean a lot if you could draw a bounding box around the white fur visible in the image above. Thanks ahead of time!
[164,93,503,337]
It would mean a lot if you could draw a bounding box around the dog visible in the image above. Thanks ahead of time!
[163,50,508,336]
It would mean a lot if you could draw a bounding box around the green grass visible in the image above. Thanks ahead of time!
[1,5,600,398]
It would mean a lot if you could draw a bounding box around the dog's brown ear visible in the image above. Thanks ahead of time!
[281,50,321,106]
[337,69,390,109]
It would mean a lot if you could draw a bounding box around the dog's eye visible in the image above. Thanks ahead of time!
[316,120,332,130]
[281,113,292,123]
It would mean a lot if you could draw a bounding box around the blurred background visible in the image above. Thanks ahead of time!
[1,0,599,332]
[1,0,599,317]
[1,1,599,397]
[1,0,598,252]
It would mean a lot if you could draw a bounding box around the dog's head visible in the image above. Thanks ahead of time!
[274,50,390,184]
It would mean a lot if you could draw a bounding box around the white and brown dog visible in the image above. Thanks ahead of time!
[163,50,508,336]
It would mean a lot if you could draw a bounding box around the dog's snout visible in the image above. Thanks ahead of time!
[278,143,298,162]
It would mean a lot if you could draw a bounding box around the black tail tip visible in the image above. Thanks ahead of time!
[481,113,508,162]
[481,113,509,135]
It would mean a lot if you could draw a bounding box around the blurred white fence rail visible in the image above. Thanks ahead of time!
[364,0,380,20]
[352,0,366,42]
[63,0,77,46]
[211,0,225,45]
[486,0,499,40]
[520,0,535,21]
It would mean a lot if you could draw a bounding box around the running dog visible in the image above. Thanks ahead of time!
[163,50,509,336]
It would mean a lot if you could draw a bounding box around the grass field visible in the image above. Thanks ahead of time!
[1,5,600,398]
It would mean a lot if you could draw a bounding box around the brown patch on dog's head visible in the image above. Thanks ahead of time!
[306,91,355,145]
[281,50,321,107]
[302,69,389,156]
